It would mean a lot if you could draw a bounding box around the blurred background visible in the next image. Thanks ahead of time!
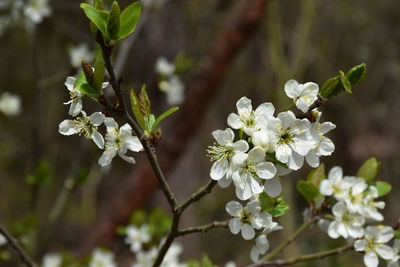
[0,0,399,266]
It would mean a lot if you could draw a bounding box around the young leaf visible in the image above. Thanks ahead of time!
[306,163,326,187]
[108,1,121,41]
[259,192,275,212]
[139,85,151,116]
[74,73,87,89]
[319,76,340,100]
[93,54,105,93]
[146,114,156,133]
[297,180,320,203]
[118,2,141,40]
[80,4,108,38]
[357,157,381,183]
[347,63,366,85]
[339,70,352,94]
[93,0,105,9]
[130,89,146,130]
[151,107,179,132]
[269,200,289,217]
[374,181,392,197]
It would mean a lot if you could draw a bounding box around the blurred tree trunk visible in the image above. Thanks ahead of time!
[79,0,269,254]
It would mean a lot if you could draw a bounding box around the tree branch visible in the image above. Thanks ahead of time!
[262,217,319,261]
[248,244,353,267]
[0,226,37,267]
[179,180,217,212]
[175,221,229,237]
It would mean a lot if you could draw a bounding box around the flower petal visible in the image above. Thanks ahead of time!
[256,162,276,179]
[241,224,255,240]
[227,113,243,129]
[264,177,282,197]
[226,201,242,217]
[210,159,229,180]
[236,96,252,116]
[91,130,104,149]
[212,128,234,146]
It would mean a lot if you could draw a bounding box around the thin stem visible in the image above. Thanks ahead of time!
[99,39,179,210]
[263,216,319,261]
[179,180,217,212]
[175,221,229,237]
[249,244,353,267]
[0,226,37,267]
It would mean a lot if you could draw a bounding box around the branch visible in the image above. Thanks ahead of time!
[263,217,319,261]
[248,244,353,267]
[99,38,179,211]
[175,221,229,237]
[179,180,217,212]
[0,226,37,267]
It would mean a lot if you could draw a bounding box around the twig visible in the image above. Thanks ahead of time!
[179,180,217,212]
[248,243,353,267]
[263,217,319,261]
[0,226,37,267]
[175,221,229,237]
[99,38,179,211]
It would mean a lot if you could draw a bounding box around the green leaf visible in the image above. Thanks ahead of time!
[25,160,52,186]
[201,255,218,267]
[130,89,146,130]
[259,192,275,212]
[93,53,105,93]
[306,163,326,187]
[270,200,289,217]
[146,114,156,133]
[395,229,400,239]
[108,1,121,40]
[320,76,340,99]
[129,210,146,226]
[151,107,179,132]
[74,73,86,89]
[346,63,366,85]
[139,84,151,116]
[374,181,392,197]
[116,226,126,236]
[357,157,381,183]
[93,0,105,10]
[118,2,141,40]
[80,3,108,38]
[339,70,352,94]
[297,180,320,203]
[80,83,98,97]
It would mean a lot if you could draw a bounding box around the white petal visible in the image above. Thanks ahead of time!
[68,99,82,117]
[241,224,255,240]
[91,131,104,149]
[275,144,291,163]
[248,147,266,163]
[329,166,343,181]
[229,218,241,234]
[320,122,336,134]
[256,162,276,179]
[319,137,335,156]
[226,201,242,217]
[264,177,282,197]
[376,226,394,243]
[332,202,346,217]
[354,239,368,251]
[236,96,252,116]
[227,113,243,129]
[284,79,300,99]
[210,159,229,180]
[319,180,333,196]
[90,112,105,126]
[58,120,78,135]
[217,175,232,188]
[306,151,320,168]
[287,151,304,170]
[233,140,249,153]
[364,251,379,267]
[126,136,143,152]
[296,98,309,113]
[327,221,340,239]
[255,102,275,117]
[119,152,136,164]
[250,247,261,263]
[231,153,248,166]
[104,117,118,128]
[98,149,117,166]
[212,128,234,146]
[249,177,263,195]
[64,76,76,91]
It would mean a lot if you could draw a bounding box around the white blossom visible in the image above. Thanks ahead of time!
[159,76,184,105]
[98,118,143,166]
[361,186,385,222]
[305,110,336,167]
[155,57,175,76]
[343,177,368,214]
[250,234,270,262]
[0,92,21,116]
[284,79,319,113]
[327,202,365,239]
[354,225,396,267]
[267,111,314,170]
[226,200,272,240]
[207,128,249,187]
[319,166,351,200]
[42,253,62,267]
[231,147,276,200]
[227,97,275,136]
[58,111,105,149]
[63,77,84,117]
[125,225,151,253]
[89,249,117,267]
[225,262,236,267]
[69,43,94,69]
[24,0,51,25]
[132,242,186,267]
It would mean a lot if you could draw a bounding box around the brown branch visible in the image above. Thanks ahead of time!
[0,226,37,267]
[79,0,269,254]
[247,244,353,267]
[175,221,229,237]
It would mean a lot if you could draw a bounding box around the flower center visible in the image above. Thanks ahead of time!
[240,211,252,224]
[207,145,234,162]
[278,128,294,145]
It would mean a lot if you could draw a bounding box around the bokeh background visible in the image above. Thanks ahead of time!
[0,0,399,266]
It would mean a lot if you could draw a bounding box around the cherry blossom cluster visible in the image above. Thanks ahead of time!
[0,0,51,34]
[58,76,143,167]
[208,80,335,262]
[155,57,185,105]
[318,166,399,267]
